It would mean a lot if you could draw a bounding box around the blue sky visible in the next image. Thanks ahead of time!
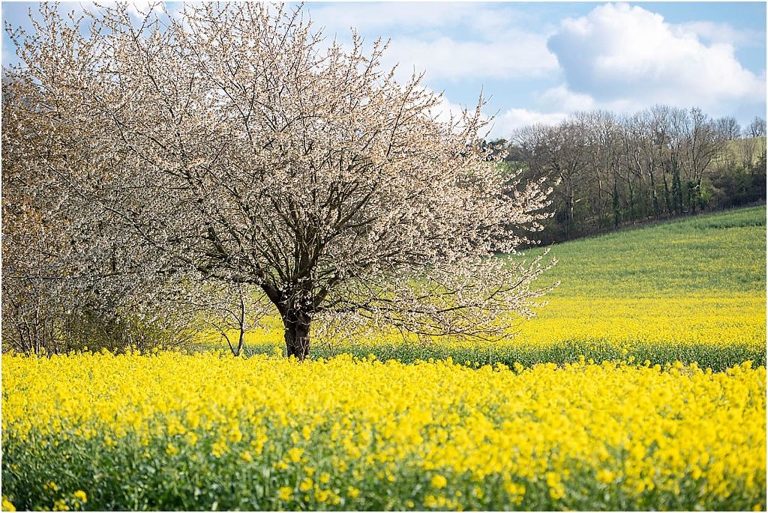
[3,2,765,139]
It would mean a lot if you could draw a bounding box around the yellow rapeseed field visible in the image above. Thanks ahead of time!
[519,294,765,348]
[205,293,765,350]
[2,351,765,510]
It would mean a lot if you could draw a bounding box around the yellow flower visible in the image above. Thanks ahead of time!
[546,471,565,501]
[228,426,243,443]
[691,465,703,480]
[596,469,615,484]
[503,481,526,504]
[430,474,447,489]
[240,451,253,463]
[315,489,330,503]
[53,499,69,511]
[299,478,313,492]
[73,490,87,503]
[277,487,292,501]
[347,486,360,499]
[2,497,16,512]
[287,447,303,463]
[211,440,227,458]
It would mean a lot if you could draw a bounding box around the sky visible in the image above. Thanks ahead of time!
[2,1,766,139]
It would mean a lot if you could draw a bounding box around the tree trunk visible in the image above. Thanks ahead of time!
[236,329,244,357]
[612,175,621,229]
[283,315,311,360]
[649,170,660,218]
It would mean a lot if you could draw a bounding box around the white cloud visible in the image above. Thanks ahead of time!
[421,89,569,141]
[305,3,559,82]
[383,35,557,82]
[537,85,596,112]
[547,4,765,115]
[424,92,567,140]
[488,109,569,140]
[677,21,764,48]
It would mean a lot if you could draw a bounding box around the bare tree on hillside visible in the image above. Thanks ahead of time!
[746,117,766,138]
[684,108,726,212]
[716,117,741,141]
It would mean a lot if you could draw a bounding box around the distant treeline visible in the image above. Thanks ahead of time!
[489,106,766,244]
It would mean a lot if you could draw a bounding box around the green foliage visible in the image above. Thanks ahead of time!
[235,339,764,373]
[5,427,760,511]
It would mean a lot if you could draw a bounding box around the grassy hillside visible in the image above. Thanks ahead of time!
[522,205,765,296]
[200,206,766,369]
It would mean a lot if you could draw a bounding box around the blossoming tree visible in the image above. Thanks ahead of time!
[6,3,553,358]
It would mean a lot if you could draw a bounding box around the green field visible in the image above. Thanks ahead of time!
[527,205,765,296]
